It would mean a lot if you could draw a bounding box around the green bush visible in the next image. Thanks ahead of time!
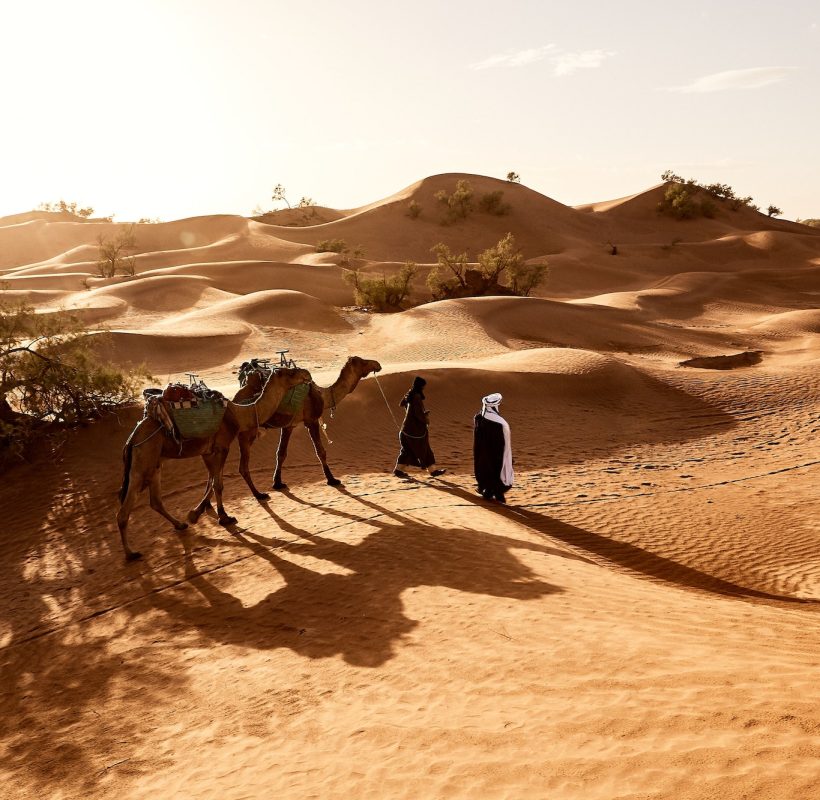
[427,234,547,300]
[434,180,474,224]
[1,296,147,465]
[345,262,417,311]
[478,190,510,216]
[316,238,348,254]
[660,170,767,214]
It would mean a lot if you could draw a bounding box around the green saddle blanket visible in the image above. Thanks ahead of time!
[276,382,311,416]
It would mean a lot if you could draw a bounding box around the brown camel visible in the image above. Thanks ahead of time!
[232,355,382,498]
[117,366,312,560]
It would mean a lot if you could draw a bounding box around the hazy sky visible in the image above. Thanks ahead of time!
[1,0,818,221]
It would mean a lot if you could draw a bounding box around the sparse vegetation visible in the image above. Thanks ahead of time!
[316,238,349,254]
[659,171,769,218]
[407,200,422,219]
[344,262,418,311]
[37,199,94,218]
[478,190,511,216]
[339,245,365,268]
[767,205,782,218]
[272,184,290,209]
[506,172,521,183]
[136,217,161,224]
[0,295,147,465]
[796,218,820,228]
[435,179,474,225]
[96,225,137,278]
[427,234,547,300]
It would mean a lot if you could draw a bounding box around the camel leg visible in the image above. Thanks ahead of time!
[149,467,188,531]
[238,431,270,501]
[210,451,236,526]
[272,426,294,490]
[116,474,144,561]
[188,462,216,524]
[306,421,341,486]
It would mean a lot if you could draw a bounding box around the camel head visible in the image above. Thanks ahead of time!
[345,355,382,379]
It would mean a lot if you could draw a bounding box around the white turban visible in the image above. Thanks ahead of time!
[482,392,503,413]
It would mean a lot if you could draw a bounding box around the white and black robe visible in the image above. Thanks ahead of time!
[473,412,513,497]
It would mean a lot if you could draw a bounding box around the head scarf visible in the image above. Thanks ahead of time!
[481,392,502,415]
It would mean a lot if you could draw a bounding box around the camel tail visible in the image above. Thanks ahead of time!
[119,430,137,503]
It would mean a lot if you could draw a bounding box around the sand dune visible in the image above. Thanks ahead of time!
[155,289,351,333]
[1,173,819,800]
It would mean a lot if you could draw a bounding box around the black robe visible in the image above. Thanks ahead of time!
[473,413,509,496]
[396,391,436,468]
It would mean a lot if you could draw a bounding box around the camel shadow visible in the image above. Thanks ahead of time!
[139,489,564,667]
[429,478,817,605]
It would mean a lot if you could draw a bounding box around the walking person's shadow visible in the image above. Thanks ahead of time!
[428,477,816,604]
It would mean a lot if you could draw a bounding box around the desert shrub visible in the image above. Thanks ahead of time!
[345,262,417,311]
[435,179,474,224]
[660,170,767,214]
[316,238,348,254]
[478,190,510,216]
[0,296,147,465]
[97,225,137,278]
[700,197,717,218]
[479,233,547,296]
[407,200,422,219]
[37,199,94,218]
[428,234,547,300]
[296,196,318,222]
[767,205,782,218]
[506,171,520,183]
[796,218,820,228]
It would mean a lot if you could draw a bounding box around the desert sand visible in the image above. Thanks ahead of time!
[1,174,819,799]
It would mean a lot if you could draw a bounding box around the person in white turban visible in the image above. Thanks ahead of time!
[473,392,514,502]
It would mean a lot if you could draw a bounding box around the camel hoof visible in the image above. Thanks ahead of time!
[254,492,271,502]
[174,521,189,532]
[272,482,287,491]
[125,551,143,562]
[327,478,342,487]
[219,515,237,527]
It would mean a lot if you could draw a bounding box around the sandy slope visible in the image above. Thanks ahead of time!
[1,176,819,800]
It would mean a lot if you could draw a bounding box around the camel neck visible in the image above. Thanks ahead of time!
[326,365,361,409]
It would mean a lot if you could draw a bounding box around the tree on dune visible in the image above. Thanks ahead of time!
[0,295,147,465]
[96,225,137,278]
[767,205,782,218]
[506,171,520,183]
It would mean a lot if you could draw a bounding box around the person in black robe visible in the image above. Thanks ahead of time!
[473,392,514,503]
[393,376,446,478]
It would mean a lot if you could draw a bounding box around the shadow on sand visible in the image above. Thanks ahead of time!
[137,488,565,668]
[429,477,817,605]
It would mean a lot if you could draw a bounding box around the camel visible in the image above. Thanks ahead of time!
[232,355,382,499]
[117,366,312,561]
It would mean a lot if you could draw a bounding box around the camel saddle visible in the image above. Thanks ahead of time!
[239,358,312,417]
[143,382,228,440]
